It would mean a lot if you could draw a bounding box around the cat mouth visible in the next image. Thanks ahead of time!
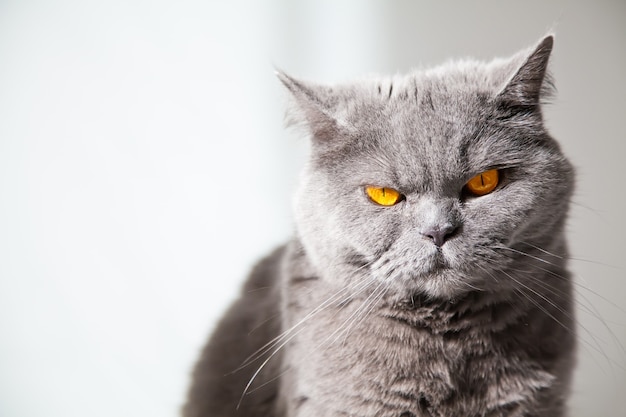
[371,245,456,286]
[421,251,450,275]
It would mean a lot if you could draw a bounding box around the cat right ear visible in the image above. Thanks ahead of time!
[276,71,348,141]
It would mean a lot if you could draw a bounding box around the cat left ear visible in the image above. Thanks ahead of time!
[497,35,555,106]
[276,71,347,141]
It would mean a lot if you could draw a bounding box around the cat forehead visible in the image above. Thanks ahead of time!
[341,74,495,153]
[350,60,508,107]
[336,65,505,137]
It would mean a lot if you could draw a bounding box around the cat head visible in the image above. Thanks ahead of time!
[280,36,574,301]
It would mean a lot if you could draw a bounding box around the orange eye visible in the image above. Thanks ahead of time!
[466,169,500,196]
[365,186,402,206]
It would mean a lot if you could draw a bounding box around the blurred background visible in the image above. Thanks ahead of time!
[0,1,624,416]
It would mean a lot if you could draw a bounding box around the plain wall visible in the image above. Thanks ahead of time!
[0,1,624,416]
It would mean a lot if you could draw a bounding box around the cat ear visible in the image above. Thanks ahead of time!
[276,71,348,141]
[497,35,555,106]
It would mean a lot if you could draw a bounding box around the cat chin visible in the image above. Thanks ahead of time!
[381,268,477,302]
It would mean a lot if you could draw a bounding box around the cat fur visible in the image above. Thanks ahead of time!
[183,35,576,417]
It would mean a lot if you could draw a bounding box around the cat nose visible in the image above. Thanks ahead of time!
[421,224,457,247]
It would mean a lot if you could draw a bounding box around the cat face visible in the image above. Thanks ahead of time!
[283,37,573,300]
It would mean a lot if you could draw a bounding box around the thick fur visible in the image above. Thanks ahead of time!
[184,36,576,417]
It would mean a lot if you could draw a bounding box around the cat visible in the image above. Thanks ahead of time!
[183,35,576,417]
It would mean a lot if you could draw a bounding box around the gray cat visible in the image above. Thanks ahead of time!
[183,35,576,417]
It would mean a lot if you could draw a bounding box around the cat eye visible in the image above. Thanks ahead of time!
[465,169,500,196]
[365,186,403,206]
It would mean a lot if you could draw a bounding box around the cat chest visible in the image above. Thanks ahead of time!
[285,312,553,417]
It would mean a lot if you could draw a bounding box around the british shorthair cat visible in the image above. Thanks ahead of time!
[184,35,575,417]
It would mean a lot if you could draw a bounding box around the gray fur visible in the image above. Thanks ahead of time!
[183,36,576,417]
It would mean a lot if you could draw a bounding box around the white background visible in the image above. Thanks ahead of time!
[0,1,624,416]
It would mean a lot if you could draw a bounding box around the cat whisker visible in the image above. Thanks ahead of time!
[318,276,385,348]
[325,277,390,348]
[496,245,626,314]
[458,279,485,292]
[511,285,608,366]
[511,262,623,313]
[475,263,502,286]
[507,241,617,269]
[346,284,391,342]
[235,259,379,392]
[241,367,290,395]
[507,263,626,359]
[512,269,607,336]
[237,325,305,409]
[498,269,574,333]
[495,245,562,269]
[518,241,563,259]
[233,278,362,372]
[247,312,281,336]
[237,275,378,406]
[499,269,623,370]
[530,274,626,360]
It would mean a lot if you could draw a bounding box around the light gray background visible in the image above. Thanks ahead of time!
[0,1,624,416]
